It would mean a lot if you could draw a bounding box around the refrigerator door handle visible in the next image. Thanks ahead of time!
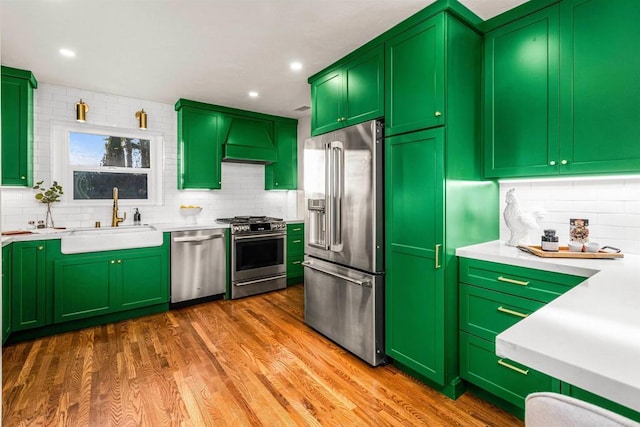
[302,261,371,287]
[329,140,344,252]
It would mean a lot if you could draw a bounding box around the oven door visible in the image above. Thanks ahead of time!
[232,232,286,283]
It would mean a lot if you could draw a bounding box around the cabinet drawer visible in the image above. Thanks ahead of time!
[287,223,304,236]
[287,256,304,278]
[460,284,544,341]
[460,332,560,409]
[459,258,585,303]
[287,236,304,256]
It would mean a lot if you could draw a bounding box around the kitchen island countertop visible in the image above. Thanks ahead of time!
[456,240,640,413]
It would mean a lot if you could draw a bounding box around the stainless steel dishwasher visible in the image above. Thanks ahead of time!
[170,229,227,305]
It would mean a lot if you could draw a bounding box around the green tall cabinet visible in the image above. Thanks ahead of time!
[385,128,445,385]
[384,10,499,398]
[1,66,37,187]
[310,45,384,136]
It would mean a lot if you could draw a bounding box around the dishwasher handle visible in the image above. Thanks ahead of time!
[173,234,224,243]
[302,261,371,287]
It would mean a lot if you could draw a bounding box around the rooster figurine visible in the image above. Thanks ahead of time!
[503,188,543,246]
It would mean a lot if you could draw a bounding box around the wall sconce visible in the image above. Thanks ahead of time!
[75,99,89,123]
[135,109,147,130]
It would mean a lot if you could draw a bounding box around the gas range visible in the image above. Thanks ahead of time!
[216,216,286,235]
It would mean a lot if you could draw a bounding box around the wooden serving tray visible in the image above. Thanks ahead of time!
[517,245,624,259]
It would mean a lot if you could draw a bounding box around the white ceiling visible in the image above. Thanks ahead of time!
[1,0,528,119]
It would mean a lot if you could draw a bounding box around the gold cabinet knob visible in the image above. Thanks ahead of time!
[38,246,44,250]
[111,260,115,264]
[550,161,556,166]
[434,111,442,117]
[117,260,122,264]
[561,160,568,165]
[21,176,26,180]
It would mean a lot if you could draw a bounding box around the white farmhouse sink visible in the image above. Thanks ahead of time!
[61,225,164,254]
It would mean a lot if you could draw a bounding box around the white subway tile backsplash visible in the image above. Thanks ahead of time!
[500,177,640,254]
[1,83,300,231]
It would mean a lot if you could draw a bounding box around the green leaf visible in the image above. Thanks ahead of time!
[35,193,43,200]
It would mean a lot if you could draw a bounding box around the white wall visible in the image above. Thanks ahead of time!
[499,177,640,254]
[0,83,301,229]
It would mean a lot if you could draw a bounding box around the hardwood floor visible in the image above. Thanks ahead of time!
[3,284,522,426]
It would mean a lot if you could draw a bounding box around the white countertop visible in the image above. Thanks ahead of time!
[456,241,640,412]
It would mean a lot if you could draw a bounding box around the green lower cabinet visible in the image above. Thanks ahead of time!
[12,241,47,331]
[459,284,545,343]
[3,245,12,344]
[119,250,168,310]
[286,223,304,285]
[460,332,561,410]
[54,254,115,322]
[54,246,169,323]
[562,383,640,423]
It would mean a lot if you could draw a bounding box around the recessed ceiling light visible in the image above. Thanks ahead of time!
[248,91,259,98]
[59,48,76,57]
[290,61,303,71]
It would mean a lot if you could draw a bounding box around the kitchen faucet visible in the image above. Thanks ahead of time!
[111,187,126,227]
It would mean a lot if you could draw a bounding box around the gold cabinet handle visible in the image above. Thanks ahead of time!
[292,228,302,232]
[292,261,301,265]
[111,260,115,264]
[497,306,529,318]
[21,176,26,180]
[549,160,556,166]
[497,276,529,286]
[561,159,568,165]
[293,239,302,243]
[434,111,442,117]
[117,260,122,264]
[435,244,441,269]
[38,246,44,251]
[498,359,529,375]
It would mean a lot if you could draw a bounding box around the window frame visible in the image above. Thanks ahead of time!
[51,121,164,207]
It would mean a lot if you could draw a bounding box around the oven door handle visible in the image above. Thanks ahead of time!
[301,261,371,287]
[234,232,286,240]
[173,234,224,243]
[234,274,287,287]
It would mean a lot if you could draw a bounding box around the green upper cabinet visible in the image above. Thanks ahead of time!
[265,120,298,190]
[310,45,384,136]
[1,66,37,187]
[176,104,221,189]
[485,0,640,178]
[12,241,47,331]
[385,127,446,385]
[558,0,640,174]
[385,14,445,137]
[484,6,560,178]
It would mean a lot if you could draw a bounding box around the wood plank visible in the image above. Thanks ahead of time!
[2,284,522,426]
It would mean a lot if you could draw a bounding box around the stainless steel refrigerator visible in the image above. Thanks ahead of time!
[302,119,385,366]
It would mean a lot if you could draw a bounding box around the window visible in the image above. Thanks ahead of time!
[52,123,163,205]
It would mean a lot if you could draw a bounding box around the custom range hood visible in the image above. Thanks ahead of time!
[222,115,276,164]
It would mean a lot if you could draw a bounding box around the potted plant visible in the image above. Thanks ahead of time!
[33,180,64,228]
